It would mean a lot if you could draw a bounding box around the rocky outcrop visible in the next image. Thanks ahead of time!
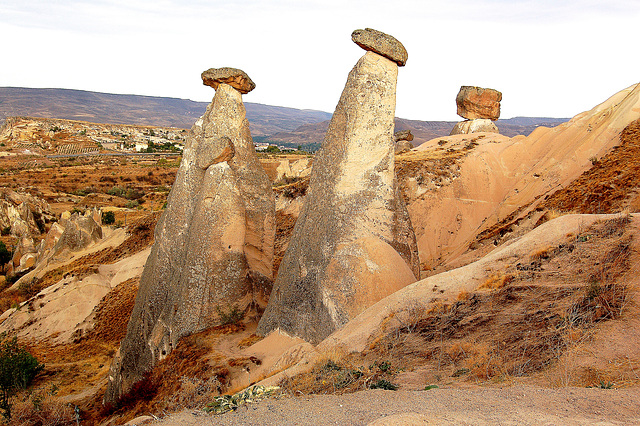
[456,86,502,121]
[0,189,54,237]
[104,69,275,405]
[257,30,419,344]
[452,86,502,135]
[394,130,414,154]
[274,158,312,183]
[450,119,499,135]
[53,212,103,253]
[351,28,408,66]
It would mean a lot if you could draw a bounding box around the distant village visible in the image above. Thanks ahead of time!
[0,116,298,155]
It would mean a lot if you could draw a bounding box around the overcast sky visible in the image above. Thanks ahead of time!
[1,0,639,121]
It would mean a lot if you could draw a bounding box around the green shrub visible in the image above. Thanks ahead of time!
[125,200,139,209]
[215,305,244,325]
[369,379,398,391]
[106,186,125,197]
[0,337,44,419]
[102,211,116,225]
[0,242,11,271]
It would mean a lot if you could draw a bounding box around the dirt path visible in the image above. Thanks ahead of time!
[146,385,640,425]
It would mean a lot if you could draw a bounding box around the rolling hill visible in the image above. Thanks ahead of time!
[0,87,567,150]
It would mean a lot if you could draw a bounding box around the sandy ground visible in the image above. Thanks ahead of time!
[146,385,640,425]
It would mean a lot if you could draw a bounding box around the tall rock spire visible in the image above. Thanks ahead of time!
[104,68,274,405]
[257,29,419,344]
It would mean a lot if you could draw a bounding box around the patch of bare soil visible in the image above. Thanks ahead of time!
[151,386,640,425]
[99,323,257,425]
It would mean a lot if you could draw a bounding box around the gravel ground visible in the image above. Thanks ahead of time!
[146,385,640,425]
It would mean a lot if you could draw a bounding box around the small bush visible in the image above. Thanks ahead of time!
[125,200,139,209]
[0,337,44,419]
[215,305,244,326]
[0,242,11,272]
[102,211,116,225]
[106,186,125,197]
[369,379,398,391]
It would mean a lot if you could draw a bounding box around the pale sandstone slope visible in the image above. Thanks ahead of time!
[407,83,640,269]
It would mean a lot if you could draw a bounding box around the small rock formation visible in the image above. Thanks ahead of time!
[451,86,502,135]
[104,68,275,405]
[53,212,103,253]
[257,29,419,344]
[0,189,54,237]
[394,130,414,154]
[351,28,408,66]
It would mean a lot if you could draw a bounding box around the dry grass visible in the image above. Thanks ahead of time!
[8,390,76,426]
[478,273,514,290]
[279,351,399,395]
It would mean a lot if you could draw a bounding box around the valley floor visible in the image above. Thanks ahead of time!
[149,385,640,425]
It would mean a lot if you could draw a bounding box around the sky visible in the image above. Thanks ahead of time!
[1,0,639,121]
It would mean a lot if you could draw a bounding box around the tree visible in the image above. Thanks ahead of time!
[0,242,11,274]
[0,337,44,419]
[102,211,116,225]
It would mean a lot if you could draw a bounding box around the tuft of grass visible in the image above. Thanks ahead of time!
[369,379,398,391]
[479,273,513,290]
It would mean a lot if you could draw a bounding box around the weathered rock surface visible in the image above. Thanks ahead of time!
[450,119,499,135]
[104,78,275,404]
[274,158,312,183]
[352,28,408,66]
[12,236,36,269]
[201,68,256,94]
[456,86,502,120]
[257,49,419,344]
[53,212,103,254]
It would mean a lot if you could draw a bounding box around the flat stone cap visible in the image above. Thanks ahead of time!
[201,67,256,94]
[351,28,408,66]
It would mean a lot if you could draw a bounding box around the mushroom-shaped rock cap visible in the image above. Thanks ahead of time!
[351,28,408,66]
[201,67,256,94]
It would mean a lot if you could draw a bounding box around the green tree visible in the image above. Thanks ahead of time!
[102,211,116,225]
[0,242,11,274]
[0,337,44,419]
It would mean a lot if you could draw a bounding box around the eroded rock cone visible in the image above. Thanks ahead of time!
[104,73,274,405]
[257,34,419,344]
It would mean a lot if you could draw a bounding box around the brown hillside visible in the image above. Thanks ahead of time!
[543,118,640,213]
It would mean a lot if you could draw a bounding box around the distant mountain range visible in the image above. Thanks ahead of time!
[0,87,568,149]
[0,87,331,137]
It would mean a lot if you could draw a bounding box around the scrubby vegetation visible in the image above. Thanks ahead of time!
[0,336,44,419]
